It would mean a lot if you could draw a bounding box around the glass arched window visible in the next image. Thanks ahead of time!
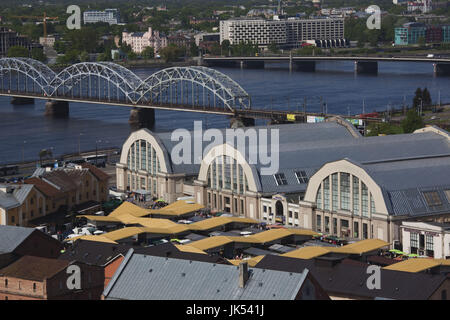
[316,184,322,209]
[362,182,369,217]
[127,140,161,175]
[207,155,251,194]
[316,173,376,217]
[323,177,330,210]
[331,173,338,211]
[340,173,350,211]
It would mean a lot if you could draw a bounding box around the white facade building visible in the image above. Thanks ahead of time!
[122,27,168,54]
[220,17,345,48]
[401,221,450,259]
[84,9,120,25]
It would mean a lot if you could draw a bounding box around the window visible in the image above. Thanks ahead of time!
[323,177,330,210]
[410,232,419,249]
[316,184,322,210]
[333,218,337,235]
[5,279,7,288]
[340,173,350,211]
[426,235,434,257]
[325,216,330,233]
[331,173,338,211]
[354,221,359,238]
[295,171,308,184]
[316,215,321,232]
[361,183,369,217]
[370,194,376,214]
[33,283,36,292]
[274,173,288,186]
[363,223,368,239]
[263,205,267,213]
[423,191,442,207]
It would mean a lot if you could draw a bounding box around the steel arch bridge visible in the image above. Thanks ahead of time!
[0,58,251,114]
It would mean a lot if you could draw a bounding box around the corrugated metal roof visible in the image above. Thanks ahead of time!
[103,252,309,300]
[0,184,33,210]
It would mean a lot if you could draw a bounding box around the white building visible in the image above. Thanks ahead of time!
[84,9,120,25]
[122,27,168,54]
[219,17,345,48]
[407,0,433,13]
[401,221,450,259]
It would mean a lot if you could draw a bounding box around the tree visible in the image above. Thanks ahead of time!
[268,42,279,54]
[159,44,183,63]
[366,122,403,136]
[127,51,137,60]
[401,109,424,133]
[189,42,199,57]
[7,46,29,58]
[38,149,53,166]
[417,36,426,46]
[80,51,89,62]
[142,46,155,59]
[221,40,231,56]
[413,87,423,109]
[422,88,432,108]
[31,48,47,63]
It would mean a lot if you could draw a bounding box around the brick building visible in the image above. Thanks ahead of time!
[0,225,63,269]
[0,256,104,300]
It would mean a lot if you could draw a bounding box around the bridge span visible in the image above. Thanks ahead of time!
[0,57,382,128]
[202,56,450,75]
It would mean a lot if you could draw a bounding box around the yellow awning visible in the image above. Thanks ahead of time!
[174,244,207,255]
[383,258,450,273]
[281,246,332,259]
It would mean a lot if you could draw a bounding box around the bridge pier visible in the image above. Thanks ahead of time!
[230,116,255,128]
[293,61,316,72]
[354,61,378,74]
[45,100,69,117]
[204,60,237,68]
[129,107,155,130]
[433,63,450,76]
[11,97,34,105]
[240,60,265,69]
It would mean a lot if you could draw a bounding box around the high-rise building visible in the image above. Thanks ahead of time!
[220,17,345,49]
[83,9,120,25]
[0,27,41,57]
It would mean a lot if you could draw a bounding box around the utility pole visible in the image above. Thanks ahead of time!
[22,141,26,164]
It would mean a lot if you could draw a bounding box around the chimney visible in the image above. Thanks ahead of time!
[239,262,249,288]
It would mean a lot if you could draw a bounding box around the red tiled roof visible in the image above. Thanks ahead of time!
[24,177,64,198]
[81,163,110,181]
[0,256,70,281]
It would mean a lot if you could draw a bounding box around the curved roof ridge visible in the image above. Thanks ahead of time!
[325,116,362,138]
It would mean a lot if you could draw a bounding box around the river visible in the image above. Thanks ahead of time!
[1,61,449,164]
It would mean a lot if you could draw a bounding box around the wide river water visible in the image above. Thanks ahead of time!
[1,61,449,164]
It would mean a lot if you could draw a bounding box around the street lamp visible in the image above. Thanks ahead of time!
[78,133,83,155]
[22,140,26,164]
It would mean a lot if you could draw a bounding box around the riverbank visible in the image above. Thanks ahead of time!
[1,147,121,179]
